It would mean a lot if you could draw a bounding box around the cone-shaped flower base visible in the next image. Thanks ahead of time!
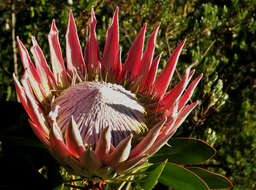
[14,8,202,179]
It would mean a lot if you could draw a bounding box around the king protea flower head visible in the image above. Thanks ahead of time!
[13,8,202,179]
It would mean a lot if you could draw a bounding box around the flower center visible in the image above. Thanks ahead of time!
[51,81,147,146]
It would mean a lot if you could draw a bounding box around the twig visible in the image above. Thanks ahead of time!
[11,0,20,102]
[125,175,134,190]
[202,40,216,58]
[12,1,18,77]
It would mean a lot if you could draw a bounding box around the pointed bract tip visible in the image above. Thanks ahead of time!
[71,115,76,126]
[91,8,96,22]
[114,7,119,15]
[112,7,119,25]
[155,23,161,31]
[181,39,186,47]
[50,19,58,33]
[31,36,37,46]
[69,9,73,16]
[151,23,160,40]
[114,7,119,17]
[51,122,63,141]
[143,23,147,30]
[68,10,75,24]
[189,69,195,78]
[16,36,22,46]
[16,37,26,52]
[13,73,19,82]
[101,126,112,142]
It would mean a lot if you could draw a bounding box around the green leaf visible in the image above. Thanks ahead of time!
[142,159,167,190]
[150,138,216,164]
[187,167,233,189]
[159,163,209,190]
[53,184,64,190]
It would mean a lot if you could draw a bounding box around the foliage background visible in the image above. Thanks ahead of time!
[0,0,255,189]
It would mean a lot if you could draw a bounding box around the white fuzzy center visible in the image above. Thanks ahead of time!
[52,81,146,146]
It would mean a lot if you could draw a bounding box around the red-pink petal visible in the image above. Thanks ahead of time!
[160,61,198,110]
[178,74,203,111]
[17,37,40,82]
[114,154,147,172]
[145,126,176,156]
[160,66,195,110]
[101,7,119,76]
[137,23,160,84]
[161,73,187,106]
[129,118,166,158]
[31,37,56,93]
[107,135,132,165]
[28,119,50,147]
[20,73,36,104]
[153,40,186,98]
[21,73,50,134]
[147,101,199,156]
[84,9,100,77]
[66,10,86,77]
[49,122,72,160]
[140,53,161,92]
[171,101,199,132]
[65,117,85,157]
[115,48,122,81]
[166,101,199,132]
[17,37,46,101]
[122,24,147,81]
[95,126,111,162]
[13,74,38,125]
[48,20,68,86]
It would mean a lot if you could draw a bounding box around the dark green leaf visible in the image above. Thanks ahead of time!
[187,167,233,189]
[159,162,209,190]
[142,159,167,190]
[53,184,64,190]
[150,138,216,164]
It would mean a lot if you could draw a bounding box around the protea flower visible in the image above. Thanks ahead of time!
[13,8,202,179]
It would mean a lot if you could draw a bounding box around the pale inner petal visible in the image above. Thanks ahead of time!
[51,81,146,146]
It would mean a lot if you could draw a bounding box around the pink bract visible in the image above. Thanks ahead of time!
[13,8,202,178]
